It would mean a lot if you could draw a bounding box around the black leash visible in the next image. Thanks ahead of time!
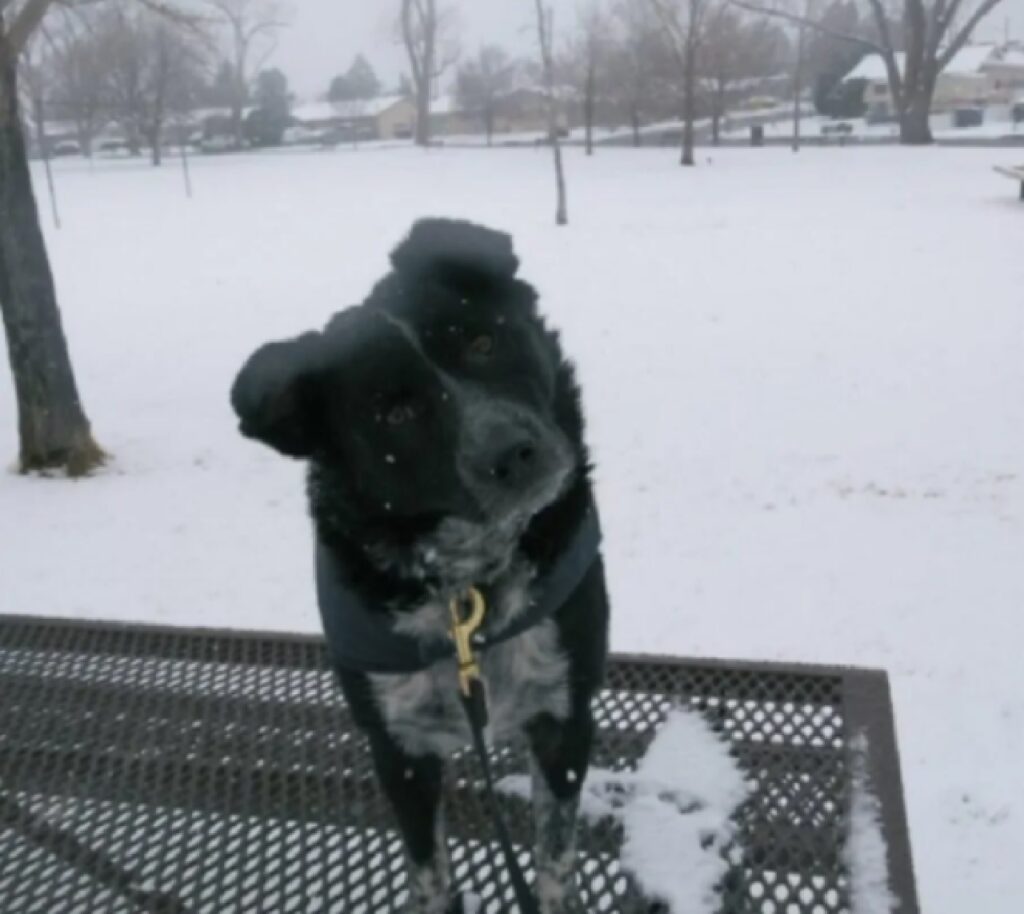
[451,590,541,914]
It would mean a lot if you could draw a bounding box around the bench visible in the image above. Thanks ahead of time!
[0,614,920,913]
[994,164,1024,200]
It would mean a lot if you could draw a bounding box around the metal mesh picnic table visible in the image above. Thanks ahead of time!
[0,614,918,913]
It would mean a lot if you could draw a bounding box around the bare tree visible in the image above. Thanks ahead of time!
[104,5,147,155]
[206,0,288,149]
[607,0,671,145]
[454,45,514,145]
[0,0,106,474]
[649,0,718,165]
[145,21,206,164]
[572,1,611,155]
[533,0,567,225]
[732,0,1012,144]
[0,0,197,475]
[399,0,459,147]
[701,11,788,144]
[39,5,110,158]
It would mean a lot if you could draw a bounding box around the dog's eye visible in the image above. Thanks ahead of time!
[468,334,494,357]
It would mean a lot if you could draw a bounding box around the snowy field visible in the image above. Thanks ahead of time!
[1,144,1022,912]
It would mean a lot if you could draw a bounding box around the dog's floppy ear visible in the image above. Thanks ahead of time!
[230,332,325,459]
[389,218,519,286]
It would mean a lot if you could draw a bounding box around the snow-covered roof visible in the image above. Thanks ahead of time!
[845,45,997,82]
[292,95,407,123]
[987,47,1024,69]
[945,44,998,75]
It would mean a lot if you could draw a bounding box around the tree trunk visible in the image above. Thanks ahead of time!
[76,119,93,159]
[231,99,243,149]
[792,21,805,153]
[231,37,246,149]
[126,124,142,157]
[681,47,696,166]
[535,0,568,226]
[485,107,493,146]
[552,136,568,225]
[584,60,595,156]
[711,108,721,146]
[899,88,934,145]
[0,56,105,475]
[414,86,430,146]
[630,107,641,146]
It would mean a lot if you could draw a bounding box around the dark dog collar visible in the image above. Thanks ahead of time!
[316,502,601,674]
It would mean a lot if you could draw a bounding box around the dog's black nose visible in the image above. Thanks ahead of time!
[491,438,538,485]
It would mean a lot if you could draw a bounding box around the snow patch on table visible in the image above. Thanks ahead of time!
[501,707,749,912]
[845,733,897,914]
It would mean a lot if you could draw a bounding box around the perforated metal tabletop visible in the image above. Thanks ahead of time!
[0,615,918,913]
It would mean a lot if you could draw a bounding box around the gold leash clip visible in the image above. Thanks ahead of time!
[449,587,486,697]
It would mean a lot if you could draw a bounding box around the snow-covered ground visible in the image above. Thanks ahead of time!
[1,145,1022,913]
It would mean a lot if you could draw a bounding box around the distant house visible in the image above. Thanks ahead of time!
[290,95,416,142]
[982,43,1024,102]
[429,96,478,138]
[846,44,1024,121]
[431,86,575,140]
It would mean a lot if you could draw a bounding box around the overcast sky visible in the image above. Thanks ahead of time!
[271,0,1024,100]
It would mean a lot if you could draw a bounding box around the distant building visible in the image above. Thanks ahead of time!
[431,86,575,140]
[290,95,416,142]
[846,44,1024,121]
[982,43,1024,102]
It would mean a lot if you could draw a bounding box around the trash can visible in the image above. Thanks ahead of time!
[750,124,765,147]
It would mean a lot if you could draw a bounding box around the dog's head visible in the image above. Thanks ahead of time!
[231,219,579,557]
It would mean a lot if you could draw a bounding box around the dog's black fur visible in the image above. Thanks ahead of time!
[231,219,609,914]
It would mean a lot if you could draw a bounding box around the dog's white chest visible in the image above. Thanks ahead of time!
[369,618,570,757]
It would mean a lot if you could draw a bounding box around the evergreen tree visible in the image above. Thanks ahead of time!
[327,54,380,102]
[246,68,291,146]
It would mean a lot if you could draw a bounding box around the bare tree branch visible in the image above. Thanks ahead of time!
[138,0,214,33]
[4,0,55,60]
[862,0,903,100]
[938,0,1005,68]
[729,0,886,54]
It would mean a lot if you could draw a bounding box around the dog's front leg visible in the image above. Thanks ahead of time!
[525,710,593,914]
[366,733,456,914]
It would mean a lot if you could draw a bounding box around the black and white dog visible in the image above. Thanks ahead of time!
[231,219,609,914]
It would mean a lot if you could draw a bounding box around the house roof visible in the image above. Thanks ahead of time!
[987,47,1024,69]
[845,45,997,82]
[291,95,407,123]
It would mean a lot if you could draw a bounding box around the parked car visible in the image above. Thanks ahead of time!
[50,140,81,157]
[200,134,238,154]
